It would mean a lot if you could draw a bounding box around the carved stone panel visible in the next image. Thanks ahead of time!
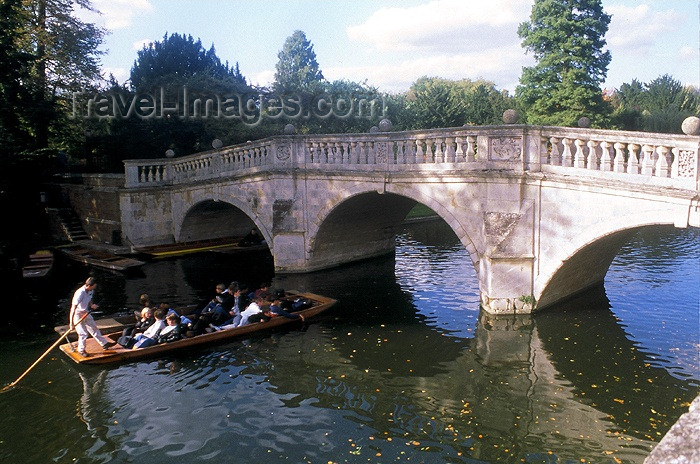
[677,150,697,178]
[490,136,522,161]
[276,144,291,161]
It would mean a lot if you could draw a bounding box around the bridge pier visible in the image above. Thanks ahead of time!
[479,256,535,314]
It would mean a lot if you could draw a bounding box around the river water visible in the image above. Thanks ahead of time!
[0,221,697,464]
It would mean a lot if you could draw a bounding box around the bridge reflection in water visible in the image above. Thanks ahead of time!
[0,221,696,464]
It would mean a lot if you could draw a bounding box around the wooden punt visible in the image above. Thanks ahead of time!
[22,250,54,279]
[56,292,336,365]
[134,237,267,258]
[57,244,145,272]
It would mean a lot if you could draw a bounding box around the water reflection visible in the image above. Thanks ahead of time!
[0,222,697,464]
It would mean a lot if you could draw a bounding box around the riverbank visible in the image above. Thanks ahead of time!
[644,394,700,464]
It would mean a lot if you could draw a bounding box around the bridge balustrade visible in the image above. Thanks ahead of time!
[123,126,699,191]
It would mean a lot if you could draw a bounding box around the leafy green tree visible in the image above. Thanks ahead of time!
[610,75,700,133]
[273,30,324,94]
[0,0,32,152]
[21,0,105,148]
[404,77,514,129]
[516,0,612,126]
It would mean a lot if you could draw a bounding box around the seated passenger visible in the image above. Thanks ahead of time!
[157,313,183,344]
[131,306,167,349]
[269,298,305,322]
[238,296,265,327]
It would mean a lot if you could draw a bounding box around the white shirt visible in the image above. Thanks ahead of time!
[143,319,165,339]
[238,302,262,327]
[71,285,93,319]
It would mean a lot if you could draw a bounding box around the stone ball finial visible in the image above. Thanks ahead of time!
[283,123,297,135]
[165,149,175,158]
[578,117,591,128]
[369,126,379,133]
[681,116,700,135]
[212,138,223,149]
[502,109,519,124]
[378,118,393,132]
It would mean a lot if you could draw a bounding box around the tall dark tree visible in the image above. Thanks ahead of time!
[22,0,105,148]
[0,0,32,152]
[273,30,323,94]
[516,0,612,126]
[130,33,246,90]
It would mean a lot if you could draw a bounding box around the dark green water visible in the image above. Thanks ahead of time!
[0,221,697,464]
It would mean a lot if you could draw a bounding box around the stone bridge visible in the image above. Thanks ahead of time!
[120,124,700,314]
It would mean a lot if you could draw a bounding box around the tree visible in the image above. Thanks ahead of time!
[21,0,105,148]
[273,30,324,94]
[516,0,612,126]
[404,77,515,129]
[610,75,700,133]
[130,33,246,91]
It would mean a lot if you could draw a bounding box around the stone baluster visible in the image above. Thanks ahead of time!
[600,141,612,171]
[394,140,404,164]
[306,143,314,163]
[367,141,376,164]
[655,146,670,177]
[415,139,425,163]
[466,136,476,162]
[359,141,367,164]
[434,137,445,163]
[574,139,586,168]
[540,137,550,165]
[627,144,640,174]
[445,137,456,162]
[425,138,434,163]
[671,147,680,177]
[613,143,626,172]
[350,142,359,164]
[406,139,416,164]
[561,138,572,167]
[586,140,599,170]
[641,144,654,175]
[549,137,561,165]
[455,137,465,162]
[341,142,349,164]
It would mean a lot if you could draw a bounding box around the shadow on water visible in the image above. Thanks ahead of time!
[535,284,698,442]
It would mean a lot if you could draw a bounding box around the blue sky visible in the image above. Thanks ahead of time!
[83,0,699,94]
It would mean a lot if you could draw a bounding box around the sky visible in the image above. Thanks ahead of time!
[82,0,699,94]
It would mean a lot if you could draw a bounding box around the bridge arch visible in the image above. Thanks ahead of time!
[175,197,271,245]
[306,187,482,274]
[536,215,680,310]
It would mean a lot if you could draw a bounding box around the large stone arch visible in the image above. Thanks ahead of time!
[173,192,272,245]
[535,214,679,310]
[305,185,482,274]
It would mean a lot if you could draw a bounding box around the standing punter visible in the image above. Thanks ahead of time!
[69,277,115,356]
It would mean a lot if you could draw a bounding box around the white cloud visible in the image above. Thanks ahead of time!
[249,69,276,89]
[133,38,154,51]
[347,0,531,53]
[102,67,130,83]
[342,0,534,93]
[91,0,154,31]
[679,46,698,60]
[606,3,681,53]
[325,43,533,93]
